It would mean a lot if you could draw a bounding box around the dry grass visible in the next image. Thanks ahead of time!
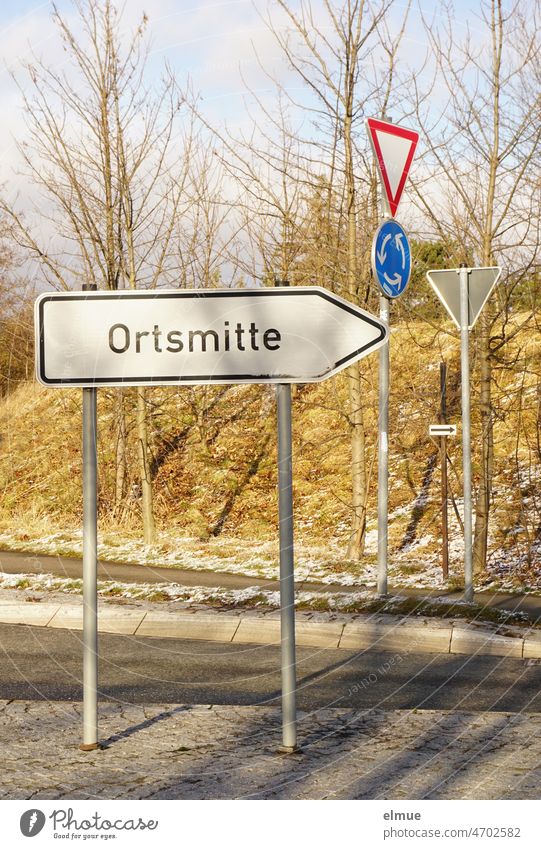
[0,315,539,588]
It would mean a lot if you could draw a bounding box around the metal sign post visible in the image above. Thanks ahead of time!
[373,228,411,597]
[368,116,417,599]
[459,267,474,602]
[276,383,297,751]
[377,295,390,597]
[373,227,411,598]
[439,362,449,581]
[80,283,99,752]
[427,265,501,602]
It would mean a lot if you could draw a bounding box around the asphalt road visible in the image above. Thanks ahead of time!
[1,623,540,711]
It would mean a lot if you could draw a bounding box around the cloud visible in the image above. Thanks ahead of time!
[0,0,291,174]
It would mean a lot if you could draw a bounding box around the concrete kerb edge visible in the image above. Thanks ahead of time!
[0,602,536,657]
[450,624,525,659]
[338,618,453,654]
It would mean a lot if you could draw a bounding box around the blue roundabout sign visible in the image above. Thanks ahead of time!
[371,219,411,299]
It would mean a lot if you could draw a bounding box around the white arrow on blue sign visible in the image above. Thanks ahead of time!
[371,219,412,299]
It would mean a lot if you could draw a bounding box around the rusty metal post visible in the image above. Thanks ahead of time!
[440,362,449,580]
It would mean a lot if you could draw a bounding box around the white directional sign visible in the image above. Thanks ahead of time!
[429,424,457,437]
[35,287,388,387]
[366,118,419,218]
[426,267,501,330]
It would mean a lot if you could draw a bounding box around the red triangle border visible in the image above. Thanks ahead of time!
[367,118,419,217]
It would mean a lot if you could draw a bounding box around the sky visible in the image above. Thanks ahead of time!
[0,1,286,176]
[0,0,488,156]
[0,0,497,282]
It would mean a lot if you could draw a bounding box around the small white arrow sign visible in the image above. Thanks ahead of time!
[429,424,457,437]
[426,267,501,330]
[35,287,388,387]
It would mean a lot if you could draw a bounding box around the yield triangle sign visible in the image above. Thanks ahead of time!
[426,267,501,330]
[367,118,419,217]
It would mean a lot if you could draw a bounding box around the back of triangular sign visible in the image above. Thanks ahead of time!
[426,267,501,329]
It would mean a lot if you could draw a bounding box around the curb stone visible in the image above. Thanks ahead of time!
[0,603,60,627]
[339,619,452,654]
[136,612,240,642]
[0,600,536,658]
[47,605,147,635]
[523,630,541,659]
[450,625,523,658]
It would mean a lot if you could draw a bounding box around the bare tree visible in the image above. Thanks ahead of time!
[0,214,34,395]
[258,0,411,559]
[413,0,541,572]
[2,0,193,543]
